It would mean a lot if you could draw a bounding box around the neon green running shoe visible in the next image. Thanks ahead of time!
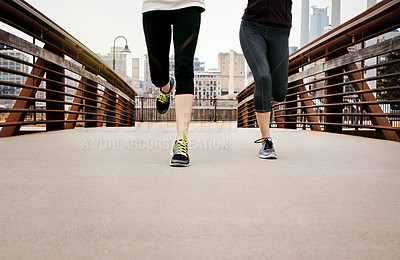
[156,76,175,114]
[170,129,190,167]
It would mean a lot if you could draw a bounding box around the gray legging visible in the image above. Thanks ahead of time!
[240,19,291,113]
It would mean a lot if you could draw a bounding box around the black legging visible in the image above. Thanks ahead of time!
[240,19,290,113]
[143,7,201,95]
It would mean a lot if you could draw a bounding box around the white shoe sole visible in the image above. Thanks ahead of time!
[259,154,278,159]
[169,161,190,167]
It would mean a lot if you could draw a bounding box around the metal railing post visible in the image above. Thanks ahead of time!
[214,98,217,122]
[141,96,144,122]
[44,45,65,131]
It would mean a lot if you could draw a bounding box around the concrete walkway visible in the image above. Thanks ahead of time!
[1,122,400,259]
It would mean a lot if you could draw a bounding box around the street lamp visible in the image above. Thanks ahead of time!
[113,36,131,70]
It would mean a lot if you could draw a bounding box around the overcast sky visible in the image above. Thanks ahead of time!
[17,0,381,78]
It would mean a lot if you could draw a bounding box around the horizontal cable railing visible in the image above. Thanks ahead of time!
[0,0,137,137]
[237,0,400,141]
[135,97,237,122]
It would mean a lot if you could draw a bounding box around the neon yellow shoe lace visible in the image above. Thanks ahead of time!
[173,129,188,156]
[157,91,170,104]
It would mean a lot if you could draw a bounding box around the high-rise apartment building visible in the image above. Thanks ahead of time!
[0,45,30,108]
[218,50,245,96]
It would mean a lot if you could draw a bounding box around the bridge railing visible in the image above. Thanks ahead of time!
[135,97,237,122]
[0,0,137,137]
[237,0,400,141]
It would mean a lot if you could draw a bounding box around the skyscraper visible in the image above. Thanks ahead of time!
[131,58,140,95]
[331,0,341,29]
[310,6,329,42]
[300,0,310,47]
[301,0,345,47]
[143,54,152,96]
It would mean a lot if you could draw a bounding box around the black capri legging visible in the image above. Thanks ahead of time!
[240,19,290,112]
[143,7,201,95]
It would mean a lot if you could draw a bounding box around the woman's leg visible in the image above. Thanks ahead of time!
[256,112,271,138]
[175,95,194,139]
[173,7,201,139]
[168,7,201,167]
[143,11,172,89]
[258,26,290,140]
[143,11,174,114]
[267,26,290,103]
[240,20,272,138]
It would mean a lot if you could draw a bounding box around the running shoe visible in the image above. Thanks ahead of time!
[156,76,175,114]
[254,137,278,159]
[170,129,190,167]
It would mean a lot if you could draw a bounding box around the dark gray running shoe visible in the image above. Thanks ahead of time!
[156,76,175,114]
[170,129,190,167]
[254,137,278,159]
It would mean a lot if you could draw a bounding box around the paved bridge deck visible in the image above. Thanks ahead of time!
[1,122,399,259]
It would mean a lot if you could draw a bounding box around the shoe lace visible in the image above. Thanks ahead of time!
[254,138,264,144]
[157,92,170,104]
[174,140,188,156]
[174,129,189,156]
[254,137,273,150]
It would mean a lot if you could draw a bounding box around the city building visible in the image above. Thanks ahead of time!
[139,80,144,96]
[194,57,205,72]
[0,45,30,108]
[143,54,152,96]
[194,69,221,99]
[143,55,207,97]
[301,0,343,47]
[98,46,129,77]
[169,61,220,99]
[246,65,254,87]
[64,59,81,106]
[300,0,310,48]
[331,0,341,29]
[131,58,140,95]
[310,6,329,42]
[97,47,139,95]
[218,50,245,96]
[377,29,400,43]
